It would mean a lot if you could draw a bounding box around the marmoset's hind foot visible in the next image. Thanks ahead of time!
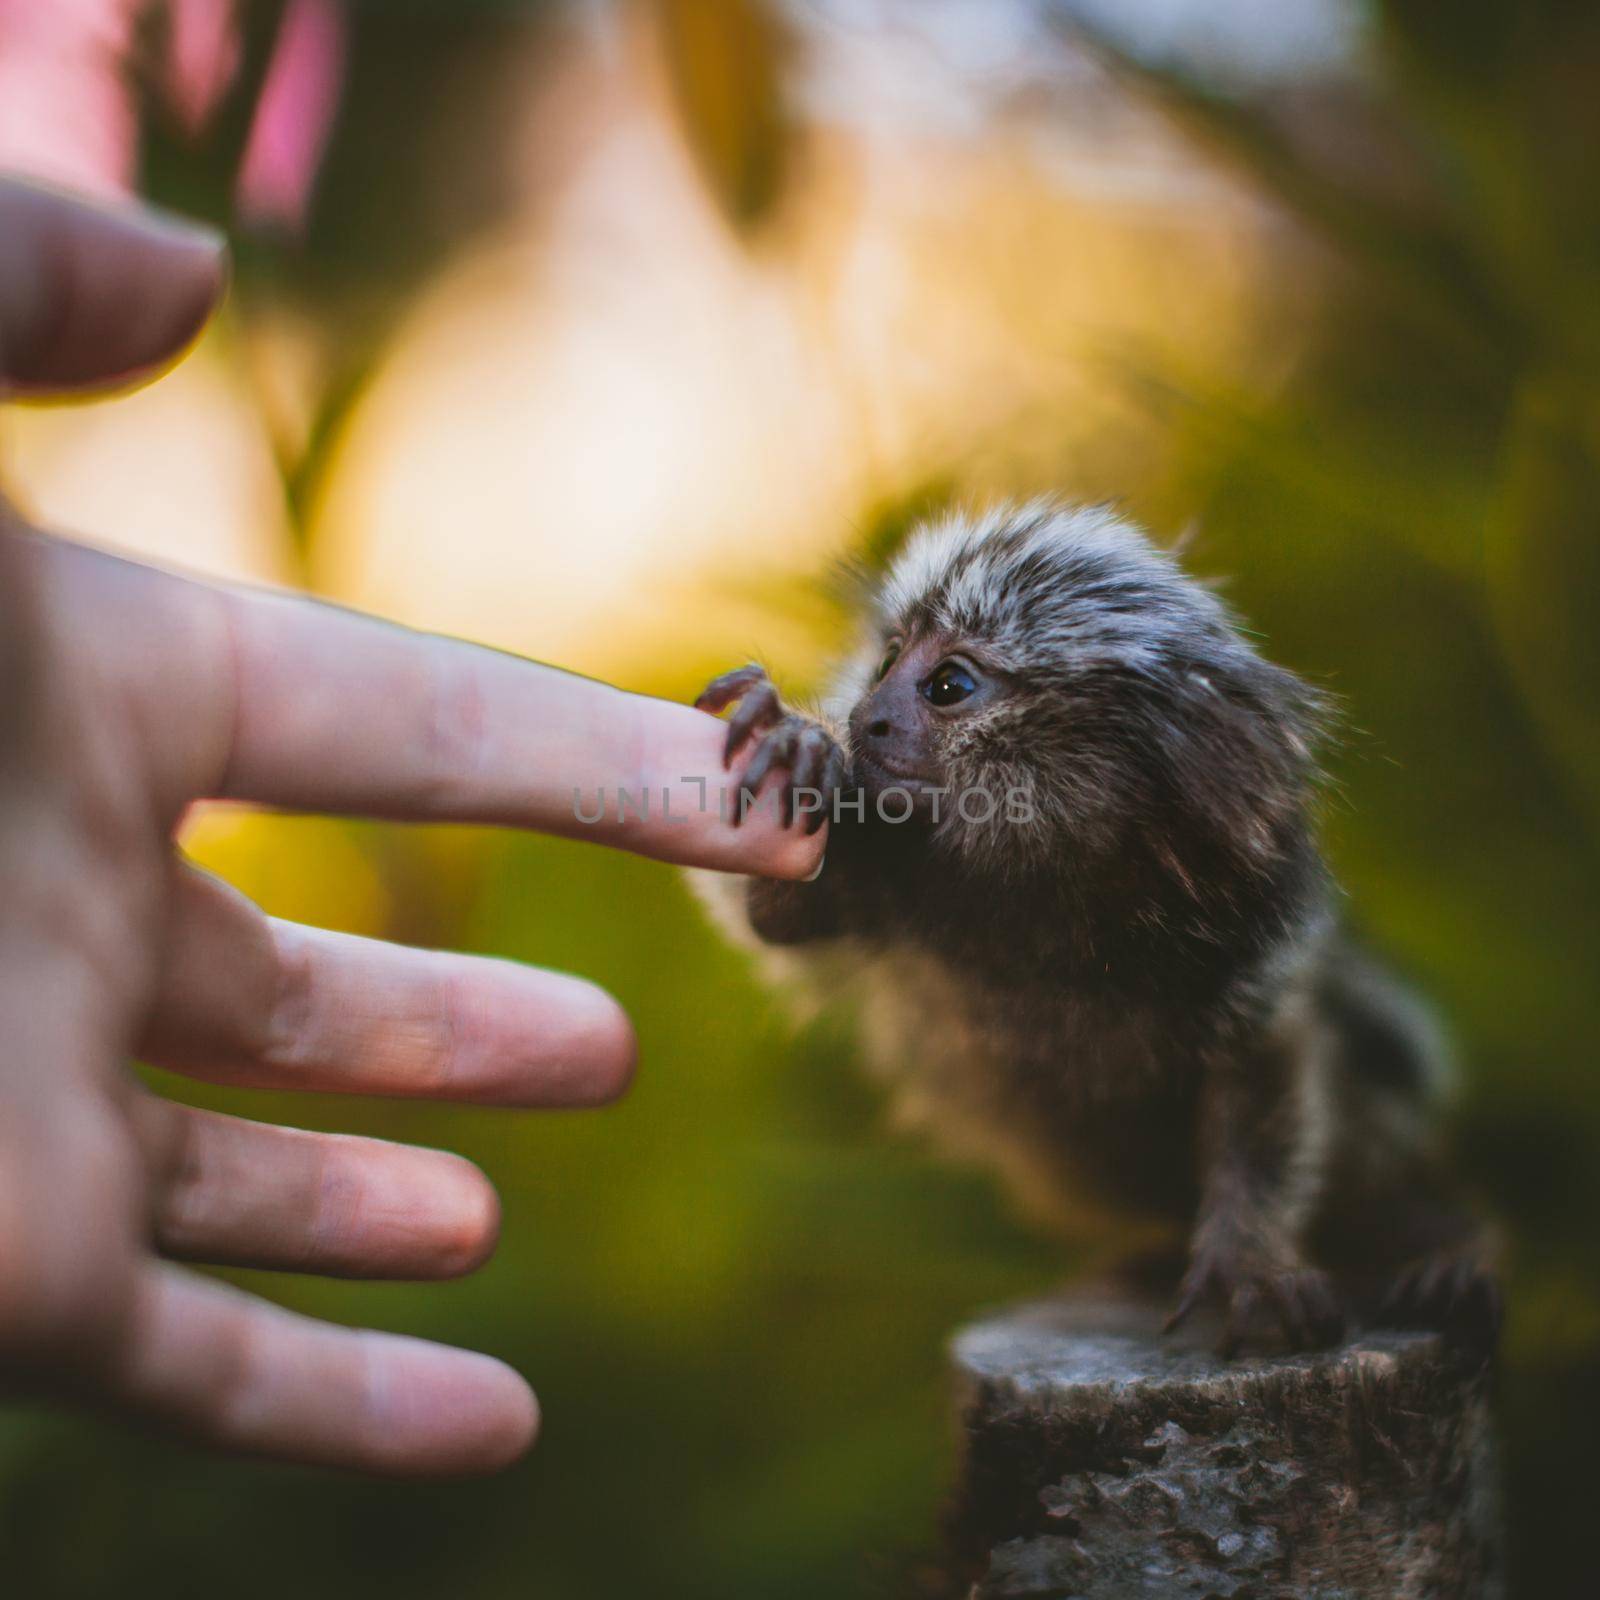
[1378,1247,1503,1352]
[694,665,847,833]
[1166,1250,1345,1359]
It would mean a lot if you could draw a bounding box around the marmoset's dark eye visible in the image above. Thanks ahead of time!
[922,660,979,707]
[875,642,902,681]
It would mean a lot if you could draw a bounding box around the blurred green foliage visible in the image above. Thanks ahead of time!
[139,0,564,538]
[3,3,1599,1598]
[1073,5,1600,1593]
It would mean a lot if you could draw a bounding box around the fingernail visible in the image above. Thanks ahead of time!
[804,852,826,882]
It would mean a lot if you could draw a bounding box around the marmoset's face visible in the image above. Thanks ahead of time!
[847,631,1011,808]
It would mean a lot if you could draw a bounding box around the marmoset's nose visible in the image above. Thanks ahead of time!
[866,717,892,740]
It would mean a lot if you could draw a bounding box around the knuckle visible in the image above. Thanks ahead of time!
[417,651,492,809]
[150,1110,209,1251]
[305,1137,366,1270]
[426,959,485,1094]
[205,1308,271,1447]
[262,921,319,1071]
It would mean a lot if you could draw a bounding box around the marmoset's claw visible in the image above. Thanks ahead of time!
[1167,1251,1344,1356]
[694,663,766,716]
[698,666,846,832]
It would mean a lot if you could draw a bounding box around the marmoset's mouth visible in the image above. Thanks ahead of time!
[855,750,936,792]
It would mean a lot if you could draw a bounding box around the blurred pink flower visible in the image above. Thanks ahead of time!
[164,0,241,137]
[235,0,347,234]
[0,0,140,196]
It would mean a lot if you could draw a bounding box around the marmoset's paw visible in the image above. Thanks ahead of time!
[1379,1248,1502,1352]
[694,665,847,833]
[1166,1249,1345,1358]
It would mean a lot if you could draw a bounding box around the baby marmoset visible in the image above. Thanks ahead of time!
[694,501,1496,1353]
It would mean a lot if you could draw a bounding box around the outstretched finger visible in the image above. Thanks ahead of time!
[47,536,826,880]
[132,1097,501,1280]
[105,1266,537,1476]
[216,581,825,874]
[140,864,637,1106]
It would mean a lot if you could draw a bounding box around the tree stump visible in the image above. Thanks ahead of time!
[945,1287,1502,1599]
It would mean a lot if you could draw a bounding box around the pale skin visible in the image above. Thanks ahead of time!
[0,178,823,1477]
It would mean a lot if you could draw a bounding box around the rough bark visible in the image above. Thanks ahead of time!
[945,1287,1502,1599]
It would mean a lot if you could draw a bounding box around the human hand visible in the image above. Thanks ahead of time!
[0,178,822,1477]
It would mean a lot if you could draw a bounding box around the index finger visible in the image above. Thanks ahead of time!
[215,580,825,878]
[47,536,824,879]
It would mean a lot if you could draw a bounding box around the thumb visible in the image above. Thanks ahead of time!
[0,178,227,397]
